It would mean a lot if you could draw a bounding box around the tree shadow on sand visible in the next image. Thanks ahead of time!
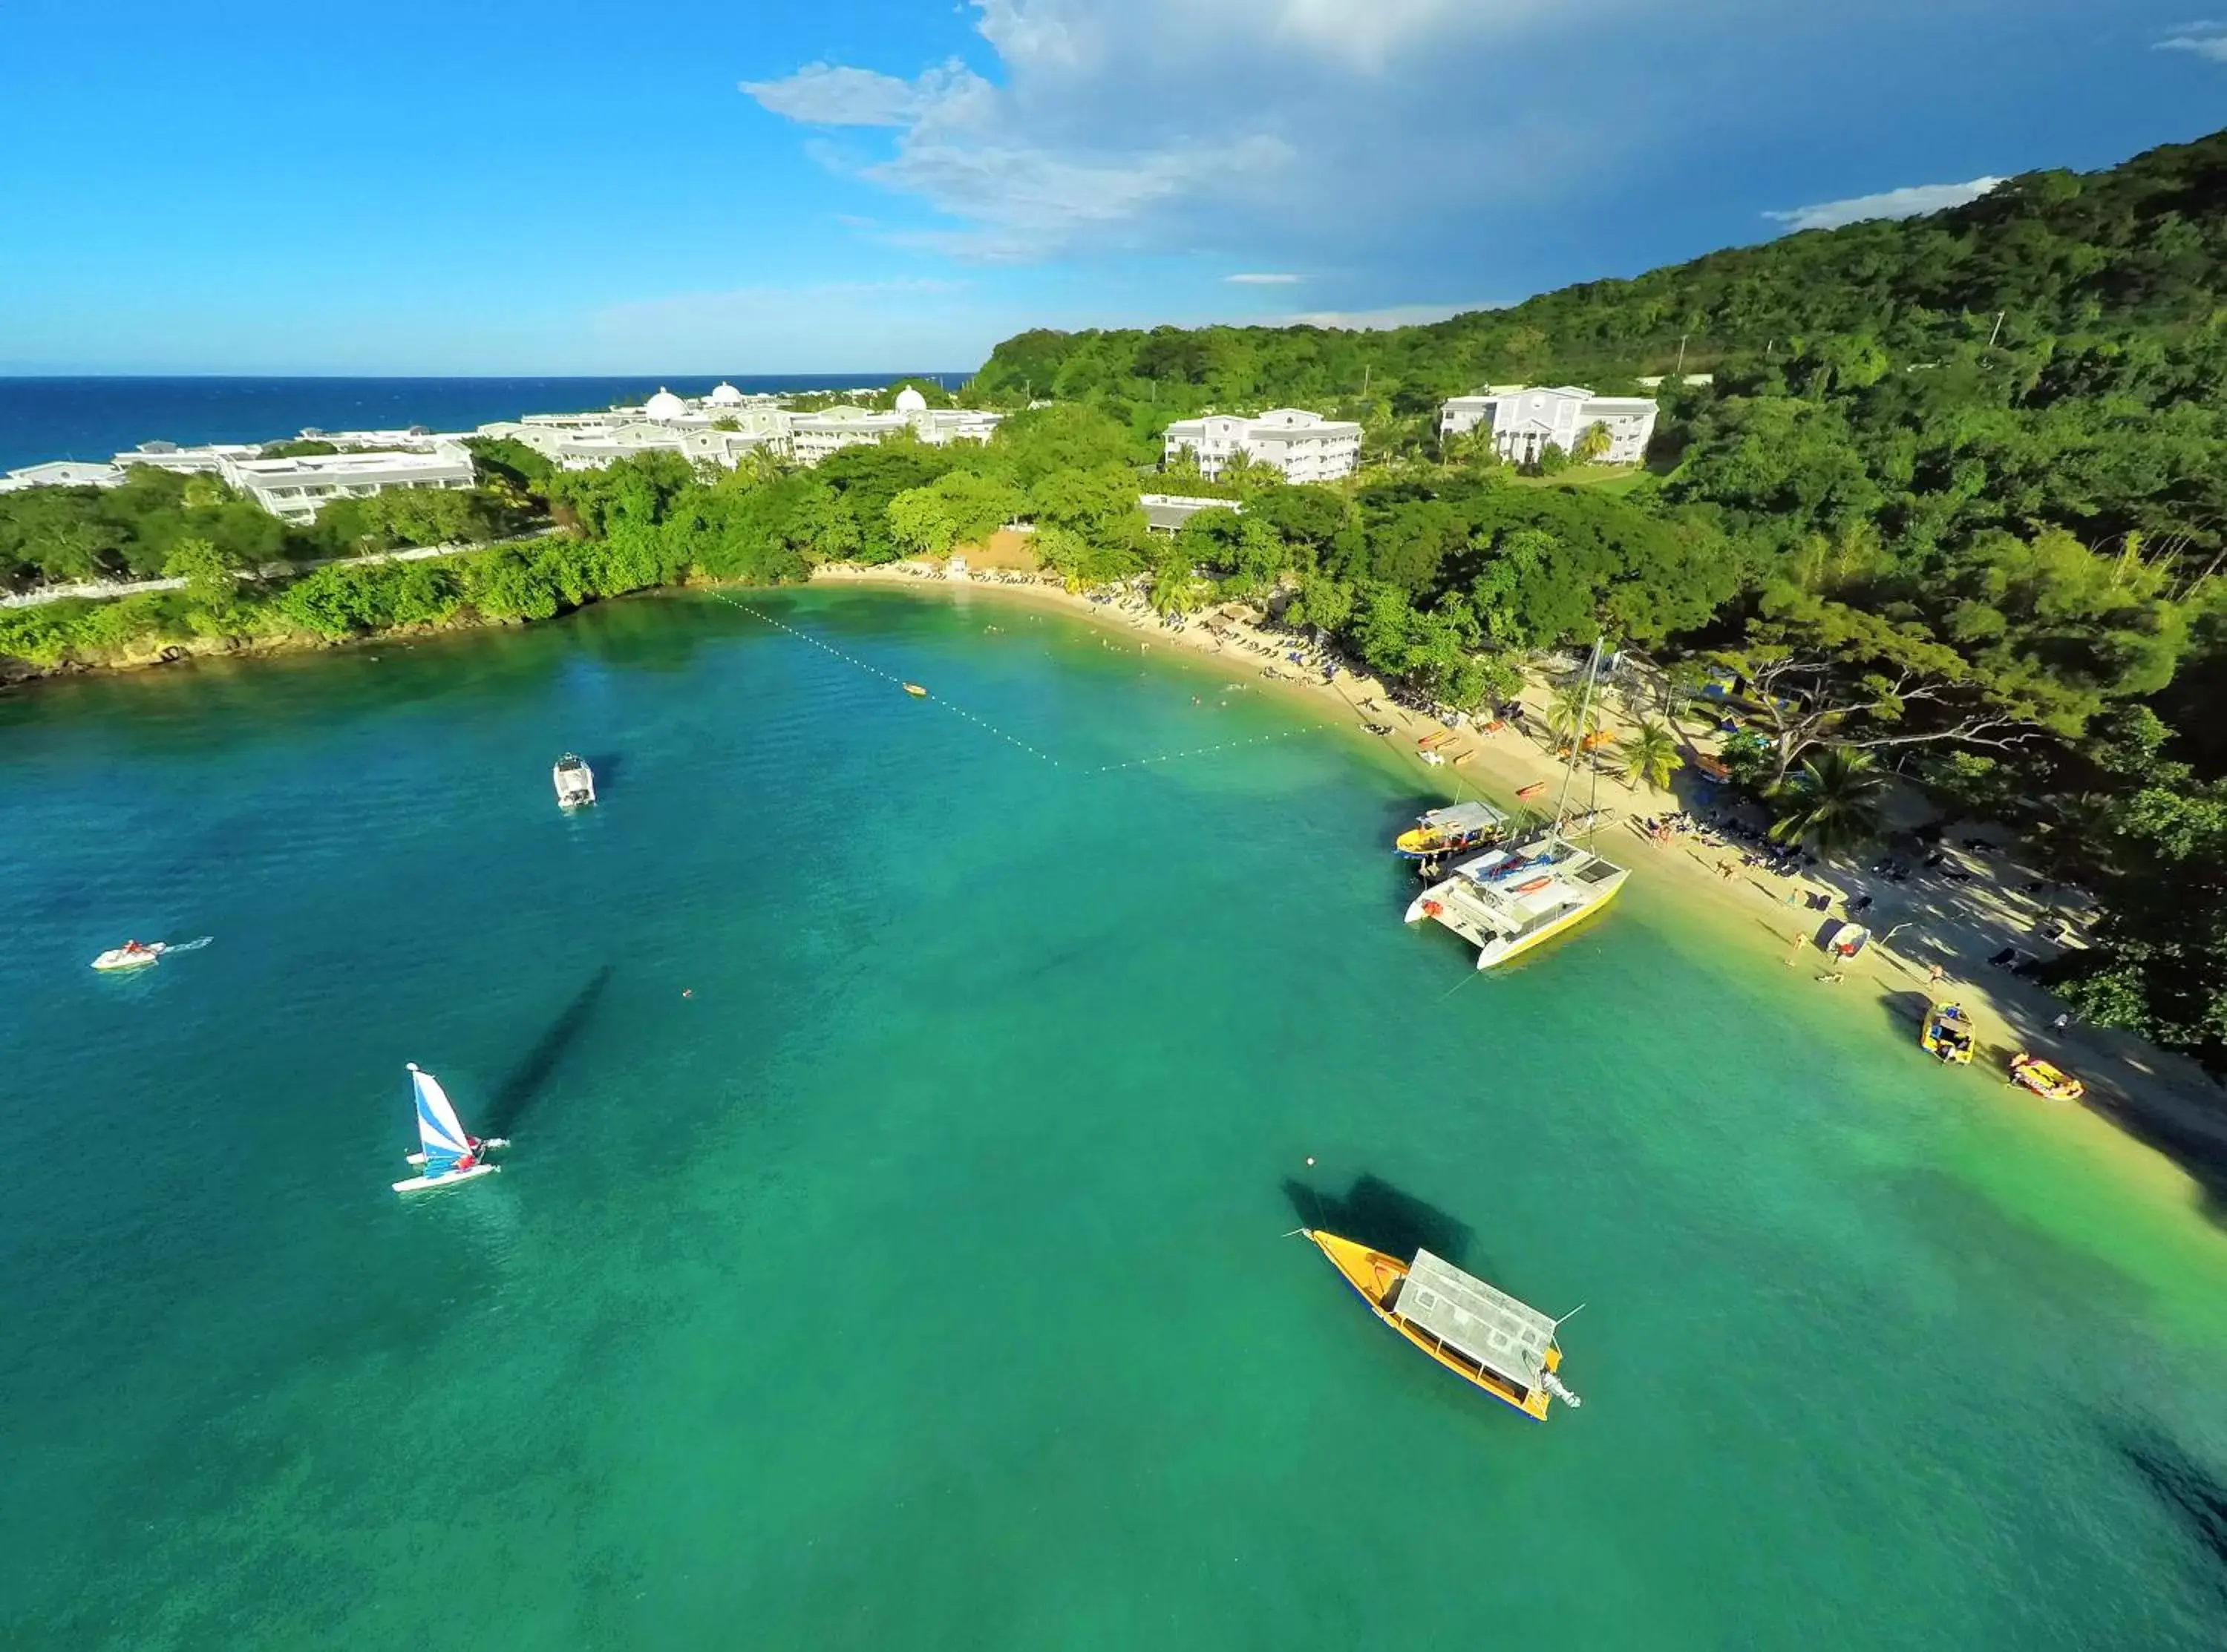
[483,964,612,1137]
[1281,1172,1482,1273]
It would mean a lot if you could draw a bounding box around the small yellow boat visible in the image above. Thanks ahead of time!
[1920,1002,1976,1065]
[902,682,928,698]
[2009,1053,2084,1101]
[1393,801,1507,859]
[1303,1230,1574,1421]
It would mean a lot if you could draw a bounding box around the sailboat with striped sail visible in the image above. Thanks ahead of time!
[392,1063,507,1193]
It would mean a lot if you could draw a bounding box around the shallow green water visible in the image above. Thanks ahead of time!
[4,589,2226,1650]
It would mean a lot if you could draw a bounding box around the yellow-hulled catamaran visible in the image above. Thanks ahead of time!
[1303,1230,1580,1420]
[1404,832,1627,968]
[1404,637,1626,970]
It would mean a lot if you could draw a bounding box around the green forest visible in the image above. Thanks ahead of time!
[959,130,2227,1074]
[7,129,2227,1069]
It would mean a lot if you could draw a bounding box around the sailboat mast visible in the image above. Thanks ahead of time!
[1551,637,1602,830]
[1586,648,1605,825]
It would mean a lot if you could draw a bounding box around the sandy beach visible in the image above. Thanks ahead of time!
[809,559,2227,1207]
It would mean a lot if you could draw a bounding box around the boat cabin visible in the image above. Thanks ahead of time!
[1418,801,1505,838]
[553,753,595,807]
[1387,1249,1558,1407]
[1398,799,1510,857]
[1457,841,1616,928]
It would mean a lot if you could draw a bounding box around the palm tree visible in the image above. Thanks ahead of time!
[1767,747,1890,857]
[1544,681,1602,752]
[1615,717,1684,793]
[1148,557,1203,617]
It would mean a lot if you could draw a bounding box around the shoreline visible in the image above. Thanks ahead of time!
[8,552,2225,1210]
[808,563,2227,1214]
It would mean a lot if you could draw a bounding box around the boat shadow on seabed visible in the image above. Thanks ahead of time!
[1281,1172,1486,1275]
[482,963,613,1138]
[2113,1425,2227,1585]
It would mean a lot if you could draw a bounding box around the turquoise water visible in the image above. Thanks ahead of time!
[4,589,2226,1649]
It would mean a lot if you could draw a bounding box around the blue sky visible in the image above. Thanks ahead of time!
[1,0,2220,375]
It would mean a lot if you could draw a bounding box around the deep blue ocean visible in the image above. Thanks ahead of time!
[0,375,969,474]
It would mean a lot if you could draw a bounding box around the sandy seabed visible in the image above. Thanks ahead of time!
[810,560,2227,1213]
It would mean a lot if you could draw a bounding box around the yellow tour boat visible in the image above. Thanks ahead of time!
[1920,1002,1976,1064]
[2009,1053,2084,1101]
[902,682,928,698]
[1303,1229,1577,1421]
[1393,800,1508,859]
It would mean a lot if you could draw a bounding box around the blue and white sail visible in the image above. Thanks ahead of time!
[408,1063,475,1177]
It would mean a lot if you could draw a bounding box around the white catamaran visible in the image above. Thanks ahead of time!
[393,1063,508,1193]
[1405,638,1629,970]
[1404,834,1629,968]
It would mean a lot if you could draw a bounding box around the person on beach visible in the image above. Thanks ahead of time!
[1928,963,1946,986]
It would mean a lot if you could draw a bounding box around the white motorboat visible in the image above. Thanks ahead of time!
[91,940,165,971]
[393,1063,508,1193]
[553,753,595,807]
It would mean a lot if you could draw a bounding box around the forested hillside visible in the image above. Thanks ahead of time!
[970,129,2227,430]
[972,130,2227,1070]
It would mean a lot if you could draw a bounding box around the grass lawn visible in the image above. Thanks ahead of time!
[1505,465,1649,495]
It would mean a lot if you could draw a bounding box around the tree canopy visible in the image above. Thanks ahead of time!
[17,126,2227,1066]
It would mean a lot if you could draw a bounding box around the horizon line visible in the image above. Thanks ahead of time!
[0,369,983,381]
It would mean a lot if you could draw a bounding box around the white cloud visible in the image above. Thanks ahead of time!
[739,0,1641,263]
[1276,302,1492,330]
[866,134,1297,259]
[2155,24,2227,61]
[1225,273,1302,285]
[1764,176,2005,232]
[741,60,984,127]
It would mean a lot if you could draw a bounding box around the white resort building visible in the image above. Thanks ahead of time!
[217,444,478,525]
[115,442,265,476]
[0,459,128,493]
[1,382,997,518]
[1438,385,1659,466]
[490,386,991,471]
[1140,494,1241,534]
[1160,408,1361,483]
[478,416,787,473]
[788,389,1001,467]
[291,427,457,452]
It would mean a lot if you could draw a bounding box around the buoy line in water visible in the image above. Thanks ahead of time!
[1093,728,1321,773]
[713,593,1065,767]
[715,593,1324,776]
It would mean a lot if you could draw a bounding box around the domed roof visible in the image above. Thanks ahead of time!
[894,386,929,413]
[708,381,745,405]
[644,387,689,420]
